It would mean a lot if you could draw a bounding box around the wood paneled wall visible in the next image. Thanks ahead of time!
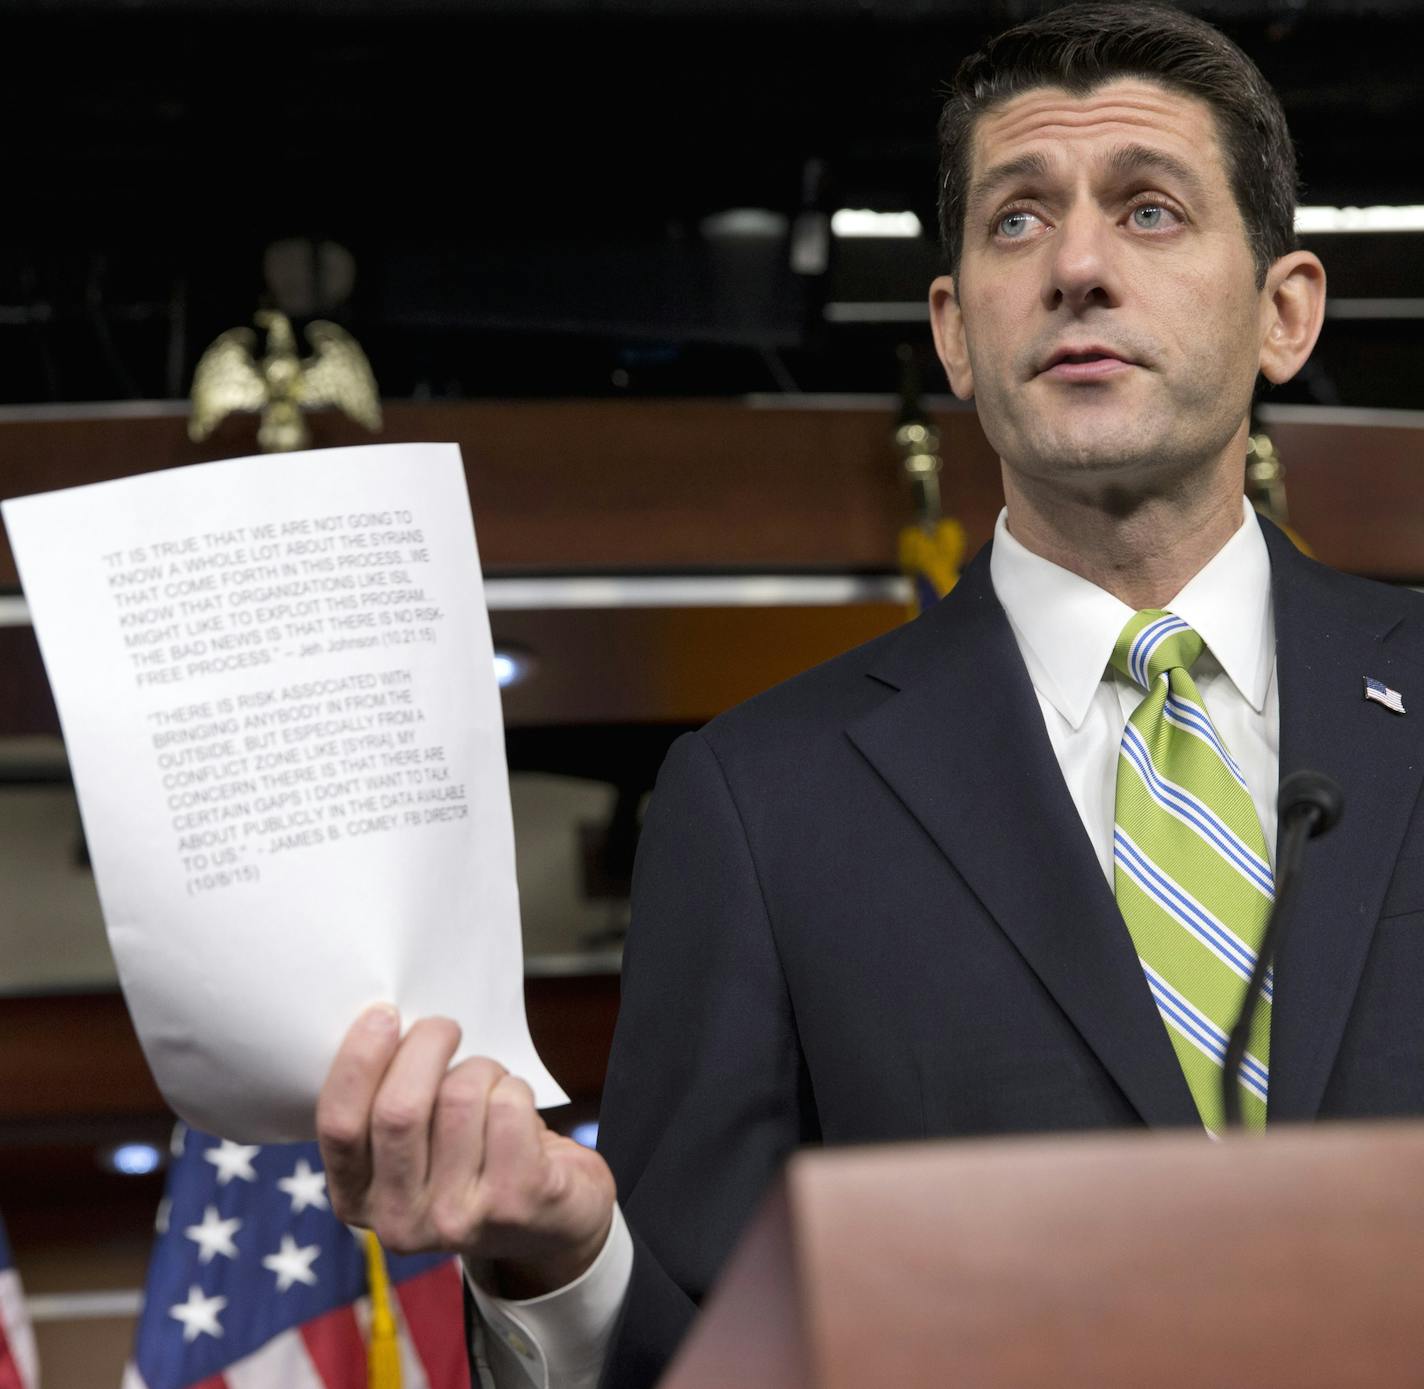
[2,399,1420,582]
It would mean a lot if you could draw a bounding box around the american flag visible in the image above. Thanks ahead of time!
[124,1126,470,1389]
[0,1211,40,1389]
[1364,676,1406,715]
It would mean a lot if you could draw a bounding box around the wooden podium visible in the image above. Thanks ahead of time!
[659,1123,1424,1388]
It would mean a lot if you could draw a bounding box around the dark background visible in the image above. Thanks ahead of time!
[4,0,1423,406]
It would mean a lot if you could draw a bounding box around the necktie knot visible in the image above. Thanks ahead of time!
[1111,609,1204,691]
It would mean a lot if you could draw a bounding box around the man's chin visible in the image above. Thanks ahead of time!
[989,391,1151,466]
[1008,432,1169,480]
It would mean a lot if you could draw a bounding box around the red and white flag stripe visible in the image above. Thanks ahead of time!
[122,1260,468,1389]
[0,1266,40,1389]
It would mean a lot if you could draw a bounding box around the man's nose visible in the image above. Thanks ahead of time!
[1045,207,1119,310]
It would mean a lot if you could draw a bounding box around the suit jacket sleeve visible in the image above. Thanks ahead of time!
[596,729,818,1387]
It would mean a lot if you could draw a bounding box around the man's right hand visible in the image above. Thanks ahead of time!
[316,1004,617,1298]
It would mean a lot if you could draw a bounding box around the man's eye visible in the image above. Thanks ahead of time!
[1131,204,1174,229]
[997,210,1041,239]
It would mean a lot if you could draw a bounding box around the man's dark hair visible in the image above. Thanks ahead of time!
[937,2,1299,287]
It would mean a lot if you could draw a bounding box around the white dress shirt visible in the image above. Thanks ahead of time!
[467,1203,633,1388]
[468,497,1281,1387]
[990,498,1280,876]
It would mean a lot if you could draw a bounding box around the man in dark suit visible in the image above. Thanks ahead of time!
[315,4,1424,1386]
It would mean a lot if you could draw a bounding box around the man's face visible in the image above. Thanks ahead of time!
[932,78,1268,494]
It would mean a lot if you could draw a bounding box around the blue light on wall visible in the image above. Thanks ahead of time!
[494,648,533,688]
[102,1142,164,1176]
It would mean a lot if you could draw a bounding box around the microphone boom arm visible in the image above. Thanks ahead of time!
[1221,770,1343,1129]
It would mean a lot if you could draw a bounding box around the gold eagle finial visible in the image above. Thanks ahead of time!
[188,309,382,453]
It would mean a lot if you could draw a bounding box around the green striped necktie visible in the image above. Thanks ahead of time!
[1111,610,1273,1132]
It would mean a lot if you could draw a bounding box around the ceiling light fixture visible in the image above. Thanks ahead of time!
[831,210,923,238]
[1295,205,1424,233]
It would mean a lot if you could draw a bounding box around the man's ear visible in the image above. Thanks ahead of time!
[1259,250,1326,386]
[930,275,974,400]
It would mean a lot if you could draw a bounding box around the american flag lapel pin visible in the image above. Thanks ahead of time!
[1364,676,1406,714]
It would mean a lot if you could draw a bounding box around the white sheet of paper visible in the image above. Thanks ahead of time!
[3,442,567,1140]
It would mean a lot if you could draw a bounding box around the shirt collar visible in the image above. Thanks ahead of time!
[988,497,1274,729]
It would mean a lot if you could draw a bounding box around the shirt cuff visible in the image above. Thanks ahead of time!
[464,1203,634,1387]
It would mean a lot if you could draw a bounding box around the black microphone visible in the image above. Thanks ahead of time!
[1221,770,1344,1129]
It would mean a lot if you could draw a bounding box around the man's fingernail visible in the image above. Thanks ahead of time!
[362,1003,399,1034]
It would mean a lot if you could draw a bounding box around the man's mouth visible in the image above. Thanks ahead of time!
[1038,346,1136,381]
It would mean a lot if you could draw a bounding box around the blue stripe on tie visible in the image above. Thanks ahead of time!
[1129,614,1185,687]
[1163,695,1249,787]
[1114,829,1272,1001]
[1140,961,1270,1103]
[1148,977,1271,1106]
[1119,725,1275,899]
[1143,965,1226,1060]
[1115,829,1258,980]
[1147,965,1270,1093]
[1130,614,1188,687]
[1130,614,1190,688]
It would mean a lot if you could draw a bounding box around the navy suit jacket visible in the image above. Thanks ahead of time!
[590,517,1424,1386]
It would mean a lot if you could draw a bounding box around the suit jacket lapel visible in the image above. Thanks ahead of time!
[846,546,1199,1129]
[1263,520,1424,1121]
